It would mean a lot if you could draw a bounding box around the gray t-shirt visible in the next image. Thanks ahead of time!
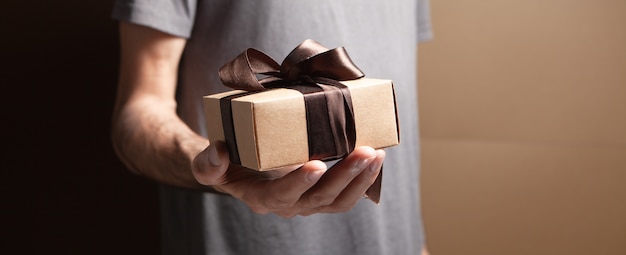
[112,1,433,254]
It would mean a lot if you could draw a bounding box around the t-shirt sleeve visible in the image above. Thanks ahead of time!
[417,0,434,42]
[111,0,197,38]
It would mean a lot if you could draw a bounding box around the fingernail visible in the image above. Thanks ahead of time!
[353,157,374,174]
[306,169,325,182]
[368,159,383,173]
[208,145,221,167]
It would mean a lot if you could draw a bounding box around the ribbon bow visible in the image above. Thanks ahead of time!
[218,39,365,91]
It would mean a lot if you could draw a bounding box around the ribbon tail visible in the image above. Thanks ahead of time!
[365,165,383,204]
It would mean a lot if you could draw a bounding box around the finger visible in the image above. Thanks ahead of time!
[309,149,385,214]
[192,141,230,186]
[242,160,327,215]
[297,146,377,209]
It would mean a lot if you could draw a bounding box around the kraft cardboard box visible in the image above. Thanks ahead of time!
[203,77,399,171]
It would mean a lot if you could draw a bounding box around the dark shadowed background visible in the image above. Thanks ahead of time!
[2,1,160,254]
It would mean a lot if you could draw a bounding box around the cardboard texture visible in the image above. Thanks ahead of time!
[203,77,399,171]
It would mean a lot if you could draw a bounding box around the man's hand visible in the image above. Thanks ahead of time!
[192,142,384,218]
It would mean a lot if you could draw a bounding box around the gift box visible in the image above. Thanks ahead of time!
[202,39,399,203]
[203,77,399,171]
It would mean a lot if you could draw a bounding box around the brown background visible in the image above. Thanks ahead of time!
[418,0,626,254]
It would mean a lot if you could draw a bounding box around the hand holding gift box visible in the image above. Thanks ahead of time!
[202,39,399,203]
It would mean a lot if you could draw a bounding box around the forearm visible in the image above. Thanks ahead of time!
[111,96,209,190]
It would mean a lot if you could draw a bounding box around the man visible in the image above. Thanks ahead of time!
[111,1,433,254]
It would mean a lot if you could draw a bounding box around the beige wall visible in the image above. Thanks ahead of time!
[417,0,626,254]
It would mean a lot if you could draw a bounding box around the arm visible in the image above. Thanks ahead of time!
[111,21,385,218]
[112,21,208,190]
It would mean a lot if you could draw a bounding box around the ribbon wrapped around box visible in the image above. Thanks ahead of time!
[203,39,399,203]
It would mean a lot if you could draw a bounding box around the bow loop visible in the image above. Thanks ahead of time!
[293,46,364,81]
[218,48,281,91]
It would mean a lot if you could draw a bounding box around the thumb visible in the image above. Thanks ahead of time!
[192,141,230,186]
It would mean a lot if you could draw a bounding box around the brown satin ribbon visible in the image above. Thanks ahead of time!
[218,39,382,203]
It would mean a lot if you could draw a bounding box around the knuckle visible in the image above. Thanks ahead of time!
[264,197,294,210]
[307,193,335,207]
